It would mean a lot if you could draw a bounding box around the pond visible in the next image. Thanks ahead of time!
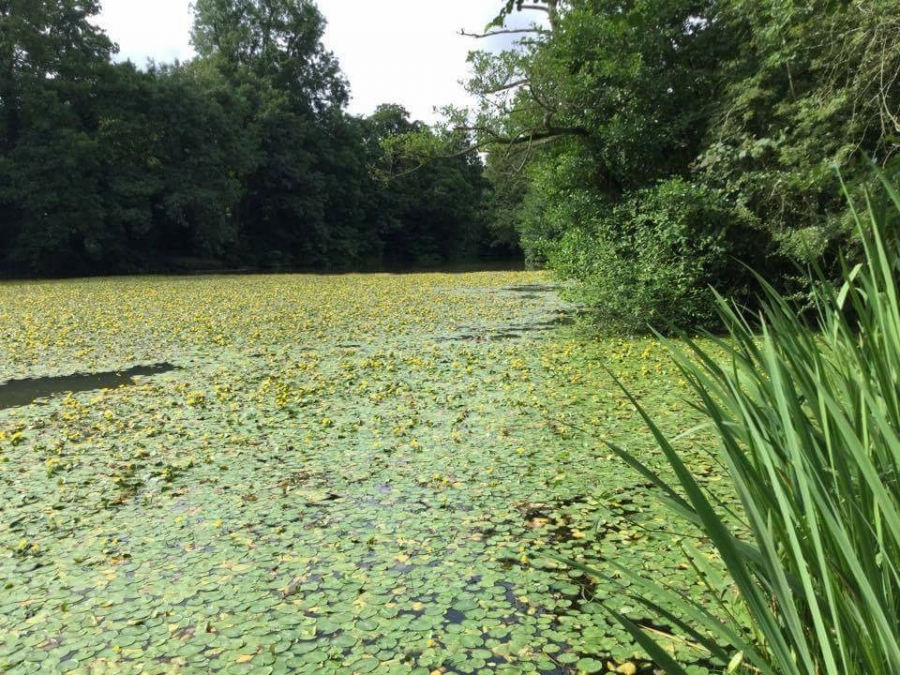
[0,273,721,674]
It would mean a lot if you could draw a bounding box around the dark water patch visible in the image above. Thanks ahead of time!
[558,572,598,613]
[439,313,577,343]
[498,556,528,571]
[438,331,523,343]
[0,363,178,410]
[512,315,578,335]
[498,581,530,615]
[504,284,557,294]
[556,495,589,509]
[443,608,466,625]
[519,495,588,521]
[533,315,576,328]
[472,525,499,542]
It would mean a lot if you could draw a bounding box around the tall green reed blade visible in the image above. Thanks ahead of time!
[575,172,900,674]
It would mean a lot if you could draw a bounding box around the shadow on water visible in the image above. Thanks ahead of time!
[0,363,177,410]
[503,284,558,294]
[438,314,577,343]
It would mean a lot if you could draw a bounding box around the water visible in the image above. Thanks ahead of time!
[0,363,177,410]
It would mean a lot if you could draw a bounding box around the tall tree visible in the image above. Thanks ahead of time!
[0,0,113,152]
[191,0,346,111]
[469,0,899,330]
[189,0,377,269]
[466,0,729,193]
[0,0,115,273]
[697,0,900,262]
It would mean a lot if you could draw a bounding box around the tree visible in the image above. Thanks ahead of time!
[697,0,900,264]
[189,0,378,269]
[143,62,250,261]
[0,0,116,274]
[468,0,899,330]
[363,105,490,267]
[0,0,512,276]
[0,0,114,152]
[191,0,346,112]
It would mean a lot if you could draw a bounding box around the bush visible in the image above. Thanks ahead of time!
[587,172,900,673]
[549,178,763,332]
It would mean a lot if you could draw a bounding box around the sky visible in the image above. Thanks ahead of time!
[94,0,523,124]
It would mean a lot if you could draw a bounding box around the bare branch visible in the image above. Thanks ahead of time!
[374,142,483,182]
[482,79,530,95]
[528,84,556,114]
[457,124,589,146]
[520,1,559,30]
[460,28,549,39]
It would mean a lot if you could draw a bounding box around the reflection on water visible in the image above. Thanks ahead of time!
[0,363,177,410]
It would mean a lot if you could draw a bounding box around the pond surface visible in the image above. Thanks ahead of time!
[0,364,177,411]
[0,273,723,674]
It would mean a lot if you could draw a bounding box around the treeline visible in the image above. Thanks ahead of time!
[466,0,900,331]
[5,0,898,313]
[0,0,513,277]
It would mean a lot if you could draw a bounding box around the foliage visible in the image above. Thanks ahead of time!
[699,0,900,263]
[0,0,500,277]
[363,105,492,266]
[467,0,730,189]
[481,147,528,257]
[469,0,900,329]
[548,178,763,332]
[590,174,900,673]
[191,0,346,111]
[0,0,114,143]
[0,0,116,273]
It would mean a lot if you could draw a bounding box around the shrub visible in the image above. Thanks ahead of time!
[549,178,763,333]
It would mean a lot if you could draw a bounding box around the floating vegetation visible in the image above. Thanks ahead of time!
[0,273,726,674]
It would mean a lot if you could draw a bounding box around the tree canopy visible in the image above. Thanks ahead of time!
[463,0,900,330]
[0,0,501,277]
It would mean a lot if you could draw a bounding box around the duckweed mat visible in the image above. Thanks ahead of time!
[0,273,727,674]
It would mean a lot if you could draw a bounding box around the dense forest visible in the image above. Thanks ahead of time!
[0,0,511,276]
[1,0,899,330]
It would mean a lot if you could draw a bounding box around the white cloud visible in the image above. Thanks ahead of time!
[95,0,535,122]
[95,0,195,65]
[315,0,502,123]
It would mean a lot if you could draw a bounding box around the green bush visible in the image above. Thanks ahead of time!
[585,173,900,673]
[549,178,762,332]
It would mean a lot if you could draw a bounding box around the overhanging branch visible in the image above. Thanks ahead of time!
[460,28,550,39]
[458,124,589,146]
[481,79,530,95]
